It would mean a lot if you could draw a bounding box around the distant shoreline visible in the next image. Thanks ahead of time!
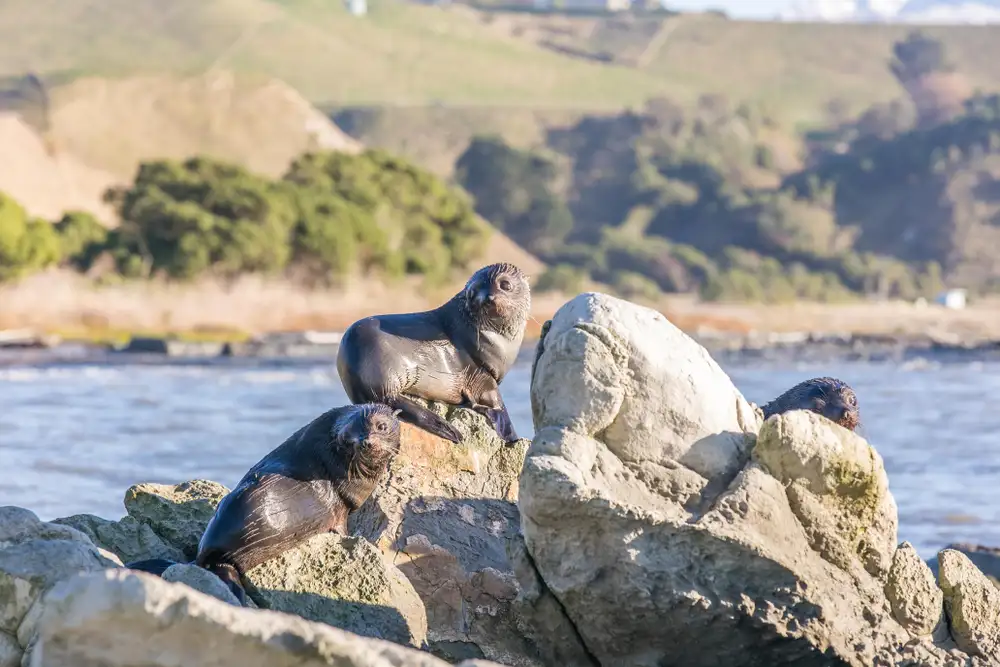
[4,270,1000,361]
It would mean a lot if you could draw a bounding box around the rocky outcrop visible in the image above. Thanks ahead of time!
[350,400,543,665]
[516,292,995,667]
[938,549,1000,661]
[122,479,230,559]
[244,533,428,648]
[25,568,501,667]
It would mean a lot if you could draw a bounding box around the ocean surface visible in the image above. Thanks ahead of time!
[2,354,998,560]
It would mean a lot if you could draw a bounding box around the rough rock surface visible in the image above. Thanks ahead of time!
[516,292,975,667]
[0,506,121,667]
[938,549,1000,661]
[122,479,229,559]
[928,545,1000,587]
[243,533,428,648]
[0,631,18,667]
[350,401,543,665]
[162,564,241,607]
[26,568,503,667]
[51,513,185,564]
[885,543,945,638]
[753,409,898,580]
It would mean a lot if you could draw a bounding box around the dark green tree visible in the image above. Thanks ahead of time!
[0,192,62,282]
[454,136,573,256]
[54,211,109,271]
[108,157,298,280]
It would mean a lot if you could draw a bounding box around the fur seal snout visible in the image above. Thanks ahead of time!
[126,403,401,604]
[336,262,530,445]
[761,376,860,431]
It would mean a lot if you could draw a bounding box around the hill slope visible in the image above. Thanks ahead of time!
[4,0,1000,124]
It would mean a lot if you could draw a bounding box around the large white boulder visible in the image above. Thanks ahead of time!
[516,292,984,667]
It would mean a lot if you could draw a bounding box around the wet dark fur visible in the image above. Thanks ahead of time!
[126,403,400,603]
[336,262,530,444]
[761,377,860,431]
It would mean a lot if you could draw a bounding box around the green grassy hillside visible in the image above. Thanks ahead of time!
[4,0,1000,124]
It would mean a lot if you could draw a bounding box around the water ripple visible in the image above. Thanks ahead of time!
[1,357,997,559]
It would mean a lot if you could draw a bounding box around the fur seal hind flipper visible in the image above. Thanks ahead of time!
[125,557,178,576]
[387,396,463,443]
[486,404,518,444]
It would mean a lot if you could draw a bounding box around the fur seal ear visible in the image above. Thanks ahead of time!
[392,409,403,418]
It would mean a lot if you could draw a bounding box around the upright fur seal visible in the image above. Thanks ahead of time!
[336,262,530,444]
[761,376,860,431]
[126,403,400,603]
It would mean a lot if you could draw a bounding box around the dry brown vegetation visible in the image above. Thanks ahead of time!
[5,269,1000,343]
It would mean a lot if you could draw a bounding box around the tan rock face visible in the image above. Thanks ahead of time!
[26,569,502,667]
[516,292,978,667]
[938,549,1000,661]
[350,403,544,666]
[243,534,428,649]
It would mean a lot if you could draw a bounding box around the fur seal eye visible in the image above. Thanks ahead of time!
[374,421,388,433]
[498,279,512,291]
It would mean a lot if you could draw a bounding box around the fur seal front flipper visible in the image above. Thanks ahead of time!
[337,263,531,445]
[386,395,463,444]
[125,403,401,606]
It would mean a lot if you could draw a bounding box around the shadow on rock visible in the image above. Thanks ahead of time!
[247,588,414,645]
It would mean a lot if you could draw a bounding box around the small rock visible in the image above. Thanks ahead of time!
[162,564,241,607]
[28,568,506,667]
[123,480,229,559]
[51,514,185,564]
[243,533,428,648]
[884,542,945,637]
[938,549,1000,661]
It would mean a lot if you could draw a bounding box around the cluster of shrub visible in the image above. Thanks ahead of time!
[452,89,1000,303]
[0,150,488,287]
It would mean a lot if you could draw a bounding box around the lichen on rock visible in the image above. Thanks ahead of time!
[754,409,897,580]
[122,479,229,559]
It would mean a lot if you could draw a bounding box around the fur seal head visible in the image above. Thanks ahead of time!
[761,376,859,431]
[332,403,402,480]
[458,262,531,337]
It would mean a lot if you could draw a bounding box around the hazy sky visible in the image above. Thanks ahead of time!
[666,0,792,18]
